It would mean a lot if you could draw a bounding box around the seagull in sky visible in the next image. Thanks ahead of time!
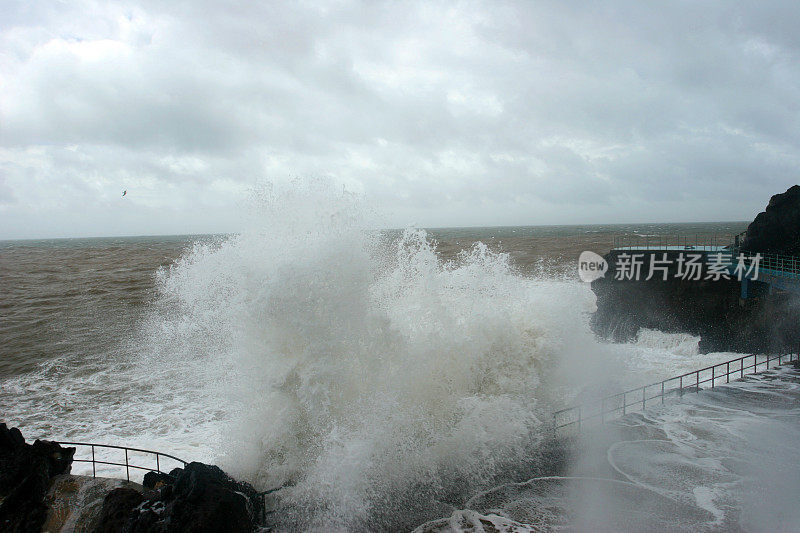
[122,190,127,197]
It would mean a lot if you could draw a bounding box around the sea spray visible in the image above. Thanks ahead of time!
[143,182,601,529]
[0,184,747,530]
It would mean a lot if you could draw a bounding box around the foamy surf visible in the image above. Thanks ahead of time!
[416,366,800,532]
[0,184,762,530]
[138,183,598,529]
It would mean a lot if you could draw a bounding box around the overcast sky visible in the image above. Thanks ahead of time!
[1,1,799,239]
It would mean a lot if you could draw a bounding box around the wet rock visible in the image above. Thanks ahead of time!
[129,462,264,532]
[93,487,144,533]
[590,251,787,352]
[591,186,800,353]
[142,471,174,490]
[0,460,51,533]
[741,185,800,255]
[166,468,183,479]
[0,424,75,492]
[0,423,75,532]
[43,474,142,533]
[0,426,267,532]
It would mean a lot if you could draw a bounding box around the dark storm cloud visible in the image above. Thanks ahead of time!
[1,0,799,237]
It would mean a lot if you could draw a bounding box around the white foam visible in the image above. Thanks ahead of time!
[137,182,606,528]
[412,509,537,533]
[0,181,777,529]
[435,370,800,530]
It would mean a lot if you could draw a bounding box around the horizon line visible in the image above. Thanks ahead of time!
[0,220,750,243]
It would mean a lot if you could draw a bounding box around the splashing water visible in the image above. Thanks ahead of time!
[138,182,603,529]
[0,183,748,530]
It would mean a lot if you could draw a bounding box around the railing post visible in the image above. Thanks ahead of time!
[642,387,646,410]
[726,361,730,383]
[125,448,130,482]
[623,392,626,415]
[679,376,683,396]
[711,366,715,388]
[661,381,665,405]
[91,445,96,477]
[156,453,160,473]
[696,371,699,393]
[741,357,744,378]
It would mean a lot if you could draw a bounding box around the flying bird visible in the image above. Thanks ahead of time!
[122,190,127,197]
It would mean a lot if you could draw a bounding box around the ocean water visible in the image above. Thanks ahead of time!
[0,187,755,530]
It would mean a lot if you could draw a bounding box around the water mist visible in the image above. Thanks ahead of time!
[146,181,601,530]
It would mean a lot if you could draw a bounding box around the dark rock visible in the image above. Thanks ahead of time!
[0,423,75,532]
[0,460,51,533]
[128,462,264,533]
[741,185,800,255]
[31,438,75,478]
[93,487,145,533]
[591,186,800,353]
[43,475,142,532]
[142,471,175,490]
[0,425,24,449]
[591,251,800,353]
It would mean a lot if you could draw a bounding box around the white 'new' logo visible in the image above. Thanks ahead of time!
[578,251,608,282]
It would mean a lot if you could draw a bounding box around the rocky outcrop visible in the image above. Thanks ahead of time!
[591,185,800,353]
[0,423,75,532]
[141,471,176,490]
[94,462,265,533]
[741,185,800,255]
[93,488,144,533]
[0,424,268,532]
[591,252,800,353]
[43,475,143,532]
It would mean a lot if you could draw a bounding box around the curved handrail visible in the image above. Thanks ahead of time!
[56,441,279,524]
[54,441,188,481]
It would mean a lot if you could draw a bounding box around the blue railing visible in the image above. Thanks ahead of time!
[612,233,800,280]
[737,251,800,279]
[612,234,737,252]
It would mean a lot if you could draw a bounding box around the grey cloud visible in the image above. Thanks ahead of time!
[1,0,799,238]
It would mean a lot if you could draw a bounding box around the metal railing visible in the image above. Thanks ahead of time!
[613,234,738,252]
[553,351,799,436]
[54,440,278,525]
[612,233,800,280]
[54,441,188,482]
[738,251,800,278]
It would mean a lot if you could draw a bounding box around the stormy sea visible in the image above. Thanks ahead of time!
[2,187,797,531]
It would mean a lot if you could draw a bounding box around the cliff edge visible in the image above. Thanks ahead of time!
[591,185,800,353]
